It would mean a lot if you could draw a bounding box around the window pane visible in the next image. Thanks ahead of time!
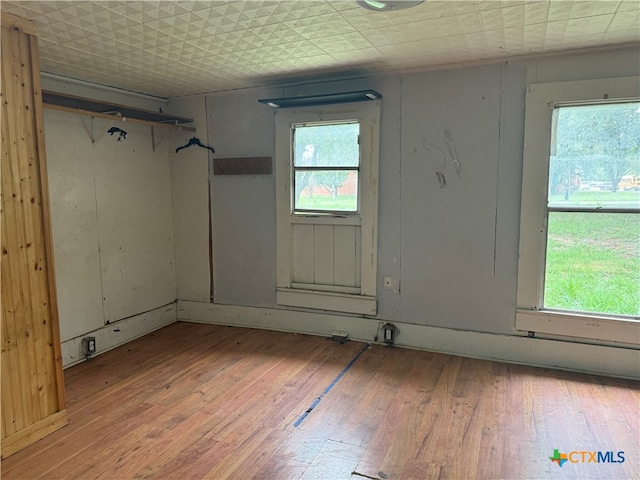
[548,103,640,209]
[294,170,358,212]
[544,212,640,317]
[294,123,359,167]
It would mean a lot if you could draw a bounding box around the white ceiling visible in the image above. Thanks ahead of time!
[2,1,639,98]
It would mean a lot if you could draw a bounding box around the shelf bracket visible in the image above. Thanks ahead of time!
[91,111,122,145]
[151,121,177,152]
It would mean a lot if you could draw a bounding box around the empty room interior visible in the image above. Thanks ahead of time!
[1,1,639,478]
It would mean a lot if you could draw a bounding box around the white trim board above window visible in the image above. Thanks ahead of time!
[275,101,381,315]
[517,76,640,346]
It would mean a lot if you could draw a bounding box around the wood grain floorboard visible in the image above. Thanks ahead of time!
[1,322,638,479]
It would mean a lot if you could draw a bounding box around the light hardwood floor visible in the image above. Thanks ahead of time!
[2,322,638,479]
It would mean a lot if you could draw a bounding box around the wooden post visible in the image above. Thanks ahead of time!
[1,12,67,458]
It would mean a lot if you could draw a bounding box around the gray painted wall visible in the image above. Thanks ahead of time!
[399,63,525,334]
[170,47,639,341]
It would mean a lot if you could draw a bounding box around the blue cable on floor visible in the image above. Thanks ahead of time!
[293,342,370,428]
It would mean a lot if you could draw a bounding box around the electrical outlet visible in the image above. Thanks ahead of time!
[382,323,396,346]
[82,336,96,357]
[383,275,393,291]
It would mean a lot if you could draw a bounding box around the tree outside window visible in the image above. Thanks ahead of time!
[293,122,359,213]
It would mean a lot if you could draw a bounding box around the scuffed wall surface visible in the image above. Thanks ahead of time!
[399,64,526,334]
[44,91,176,341]
[94,121,176,323]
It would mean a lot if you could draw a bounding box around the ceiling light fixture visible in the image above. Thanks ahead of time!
[356,0,424,12]
[258,90,382,109]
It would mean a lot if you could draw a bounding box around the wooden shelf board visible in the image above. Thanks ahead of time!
[42,90,195,132]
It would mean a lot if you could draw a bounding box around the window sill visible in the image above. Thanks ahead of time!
[290,214,361,226]
[516,309,640,345]
[277,288,376,315]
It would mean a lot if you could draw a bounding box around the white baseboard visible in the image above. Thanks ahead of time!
[61,303,177,368]
[177,300,640,380]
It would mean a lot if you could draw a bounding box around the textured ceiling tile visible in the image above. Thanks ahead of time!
[189,4,232,22]
[409,1,480,20]
[573,1,621,16]
[480,2,550,30]
[0,2,40,18]
[546,32,606,50]
[375,42,437,66]
[142,1,191,21]
[100,22,145,41]
[608,9,640,32]
[618,0,640,12]
[329,46,383,63]
[360,13,484,47]
[150,11,207,32]
[477,1,528,12]
[523,23,548,50]
[548,1,620,21]
[103,2,161,24]
[269,1,337,20]
[484,28,515,56]
[456,11,485,33]
[287,12,356,40]
[447,32,490,61]
[345,10,402,30]
[311,32,373,54]
[602,27,640,43]
[17,1,71,14]
[4,0,638,97]
[465,31,492,56]
[565,14,615,37]
[101,1,133,13]
[327,0,359,12]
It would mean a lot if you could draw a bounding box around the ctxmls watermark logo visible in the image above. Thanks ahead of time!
[550,449,625,467]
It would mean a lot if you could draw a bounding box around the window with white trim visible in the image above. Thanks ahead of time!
[293,121,360,213]
[517,77,640,345]
[275,101,380,315]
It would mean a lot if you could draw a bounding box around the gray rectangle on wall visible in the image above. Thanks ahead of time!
[213,156,272,175]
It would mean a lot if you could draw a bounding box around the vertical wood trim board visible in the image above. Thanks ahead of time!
[1,13,67,458]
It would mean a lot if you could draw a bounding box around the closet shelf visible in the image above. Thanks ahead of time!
[42,90,196,132]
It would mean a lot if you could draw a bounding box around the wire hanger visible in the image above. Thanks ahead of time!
[175,136,215,154]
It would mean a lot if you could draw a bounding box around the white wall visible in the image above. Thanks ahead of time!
[167,96,211,304]
[43,78,177,366]
[169,46,640,378]
[399,63,525,334]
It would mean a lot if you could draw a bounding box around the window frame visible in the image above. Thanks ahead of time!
[516,76,640,345]
[274,101,380,315]
[291,119,361,215]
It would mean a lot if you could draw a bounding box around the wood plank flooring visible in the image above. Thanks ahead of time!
[1,322,638,479]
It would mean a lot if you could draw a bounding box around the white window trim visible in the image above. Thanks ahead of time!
[517,76,640,345]
[275,101,380,315]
